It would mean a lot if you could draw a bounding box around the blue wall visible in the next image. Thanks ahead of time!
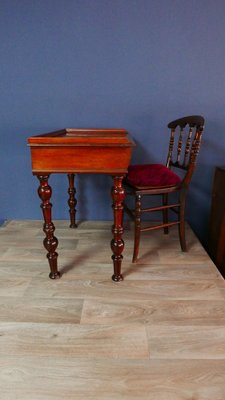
[0,0,225,247]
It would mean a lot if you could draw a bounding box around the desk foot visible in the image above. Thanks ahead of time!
[67,174,78,228]
[70,223,78,228]
[111,253,124,281]
[112,273,123,282]
[49,271,61,279]
[111,176,125,281]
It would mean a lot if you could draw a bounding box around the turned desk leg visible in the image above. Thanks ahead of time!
[111,176,125,282]
[67,173,78,228]
[37,175,60,279]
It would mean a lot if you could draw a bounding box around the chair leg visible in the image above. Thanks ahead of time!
[133,194,141,263]
[179,190,187,252]
[162,193,169,234]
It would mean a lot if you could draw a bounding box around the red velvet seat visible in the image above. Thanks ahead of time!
[124,115,205,263]
[126,163,181,188]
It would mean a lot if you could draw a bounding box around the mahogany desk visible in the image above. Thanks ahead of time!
[28,128,135,281]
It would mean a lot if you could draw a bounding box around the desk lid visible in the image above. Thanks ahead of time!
[28,128,135,147]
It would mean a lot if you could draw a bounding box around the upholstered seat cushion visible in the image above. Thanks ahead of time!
[126,164,181,188]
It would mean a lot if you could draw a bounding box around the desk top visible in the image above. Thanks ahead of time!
[28,128,135,174]
[28,128,134,147]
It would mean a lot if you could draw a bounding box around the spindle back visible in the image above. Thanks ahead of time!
[166,115,204,184]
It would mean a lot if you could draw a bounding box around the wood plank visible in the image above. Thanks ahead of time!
[147,325,225,359]
[81,299,225,326]
[0,297,83,323]
[1,357,225,400]
[0,277,31,297]
[0,322,149,359]
[24,277,224,301]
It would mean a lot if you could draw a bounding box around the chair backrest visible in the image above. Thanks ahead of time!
[166,115,205,185]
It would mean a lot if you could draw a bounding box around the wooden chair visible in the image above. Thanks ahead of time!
[123,115,205,262]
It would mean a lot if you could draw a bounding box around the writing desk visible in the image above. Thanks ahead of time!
[28,128,135,281]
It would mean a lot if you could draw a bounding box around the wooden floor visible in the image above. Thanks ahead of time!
[0,220,225,399]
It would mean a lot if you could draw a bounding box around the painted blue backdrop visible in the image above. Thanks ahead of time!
[0,0,225,248]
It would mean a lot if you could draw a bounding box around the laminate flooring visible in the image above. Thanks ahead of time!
[0,220,225,399]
